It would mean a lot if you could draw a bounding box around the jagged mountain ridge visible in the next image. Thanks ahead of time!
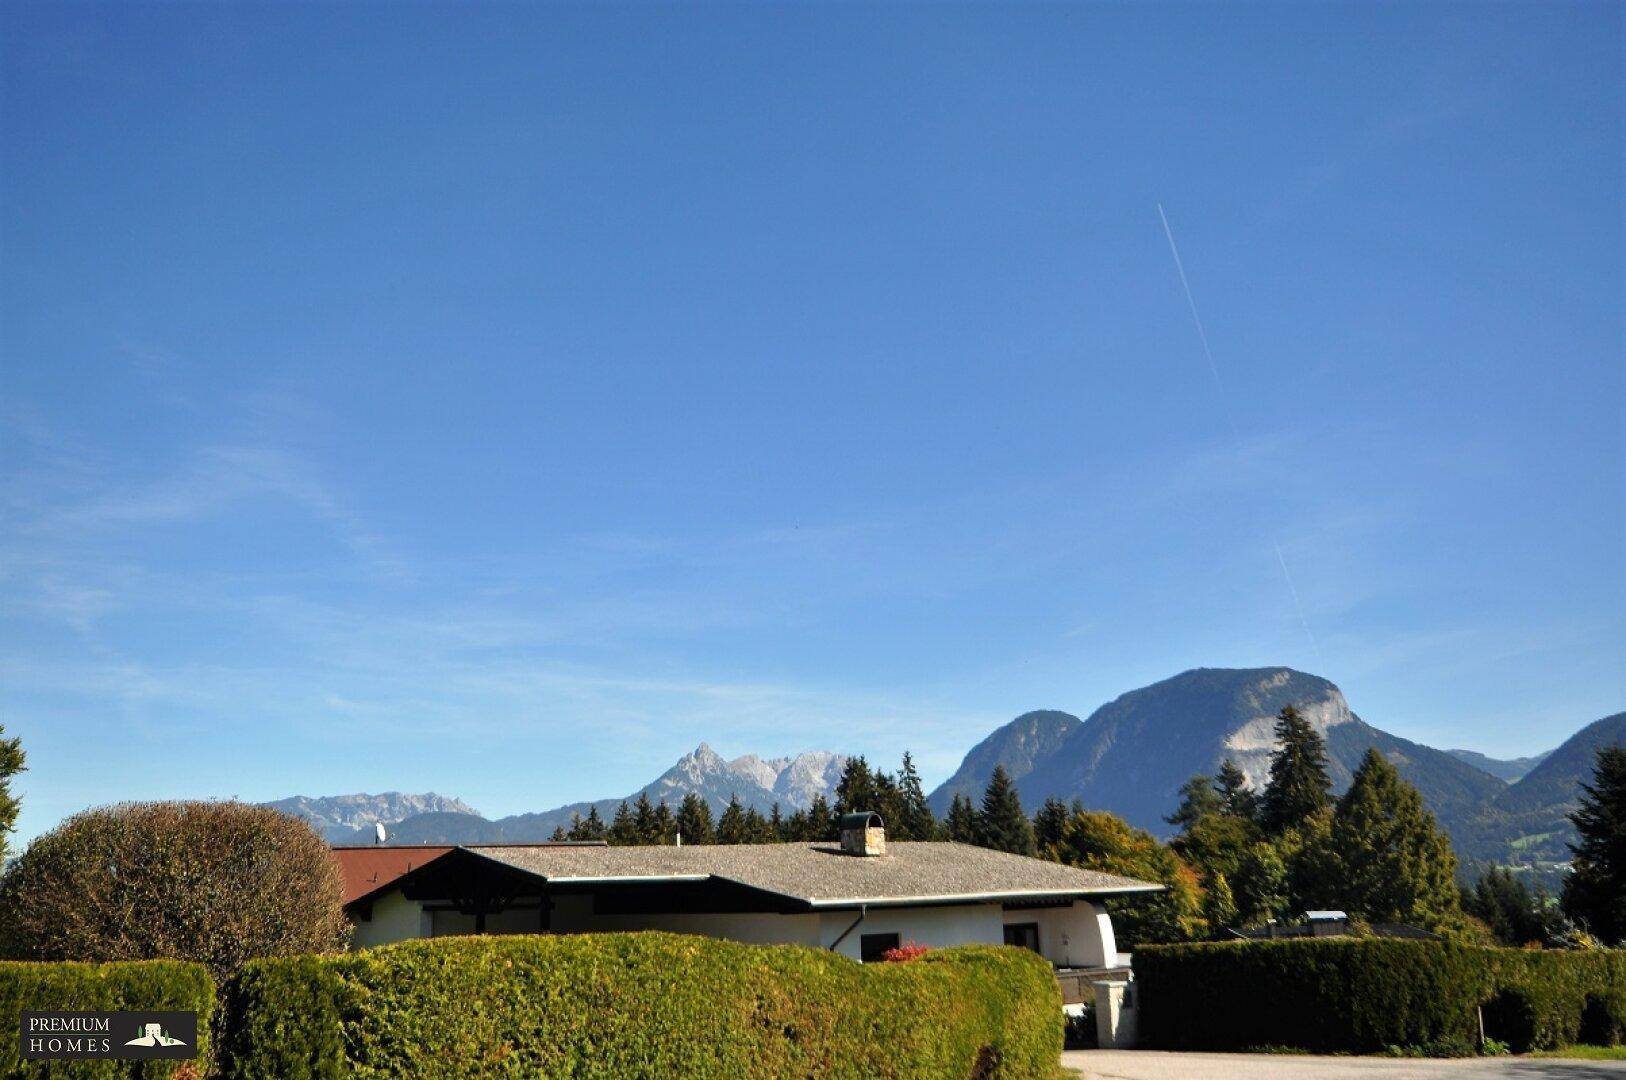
[320,744,846,845]
[263,792,480,843]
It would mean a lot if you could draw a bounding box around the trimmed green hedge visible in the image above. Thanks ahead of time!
[217,932,1061,1079]
[0,959,215,1078]
[1136,938,1626,1053]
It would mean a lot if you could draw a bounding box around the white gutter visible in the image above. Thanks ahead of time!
[803,883,1165,909]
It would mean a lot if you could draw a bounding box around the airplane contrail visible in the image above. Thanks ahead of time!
[1156,202,1327,672]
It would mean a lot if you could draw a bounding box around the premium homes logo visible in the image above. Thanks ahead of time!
[19,1011,197,1061]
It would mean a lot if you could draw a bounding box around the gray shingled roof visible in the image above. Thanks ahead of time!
[465,841,1161,908]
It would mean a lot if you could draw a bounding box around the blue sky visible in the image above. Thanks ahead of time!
[2,2,1620,844]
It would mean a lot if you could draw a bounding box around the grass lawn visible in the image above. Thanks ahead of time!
[1525,1046,1626,1061]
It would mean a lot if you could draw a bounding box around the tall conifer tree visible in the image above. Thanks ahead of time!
[1259,706,1332,834]
[1325,748,1460,930]
[1562,745,1626,944]
[979,765,1035,855]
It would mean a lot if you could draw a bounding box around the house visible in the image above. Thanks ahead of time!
[333,812,1161,988]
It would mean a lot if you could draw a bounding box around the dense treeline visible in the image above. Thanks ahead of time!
[550,708,1626,950]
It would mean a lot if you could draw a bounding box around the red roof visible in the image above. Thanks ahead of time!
[332,846,453,906]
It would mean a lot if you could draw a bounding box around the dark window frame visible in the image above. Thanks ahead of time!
[1003,922,1041,954]
[859,932,901,962]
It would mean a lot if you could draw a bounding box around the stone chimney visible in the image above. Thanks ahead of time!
[839,811,886,856]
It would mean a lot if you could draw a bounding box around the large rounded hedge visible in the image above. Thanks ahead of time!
[217,933,1062,1078]
[0,801,347,978]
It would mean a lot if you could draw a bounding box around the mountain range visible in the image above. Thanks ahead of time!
[301,744,848,845]
[267,667,1619,869]
[924,668,1506,837]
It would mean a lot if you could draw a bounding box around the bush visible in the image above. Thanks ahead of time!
[217,932,1061,1079]
[0,802,347,979]
[0,959,214,1078]
[1136,938,1626,1054]
[879,941,931,962]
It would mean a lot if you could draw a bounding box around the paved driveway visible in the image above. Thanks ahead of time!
[1064,1050,1626,1079]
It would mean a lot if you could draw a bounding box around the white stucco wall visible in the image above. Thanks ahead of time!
[819,903,1005,960]
[351,890,431,949]
[1000,900,1115,968]
[349,887,1118,968]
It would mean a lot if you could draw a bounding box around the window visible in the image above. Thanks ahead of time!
[860,932,900,962]
[1003,922,1041,954]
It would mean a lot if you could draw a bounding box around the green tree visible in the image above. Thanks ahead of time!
[1033,797,1070,851]
[978,766,1035,855]
[653,800,675,845]
[569,805,608,841]
[835,757,882,816]
[894,752,937,840]
[608,800,638,846]
[1322,748,1461,931]
[768,803,786,841]
[1259,706,1332,834]
[1045,810,1204,946]
[946,793,980,845]
[0,723,23,865]
[1231,842,1292,925]
[1561,745,1626,945]
[1202,870,1238,935]
[675,793,714,845]
[1215,759,1257,821]
[1166,773,1224,831]
[716,795,749,844]
[633,793,659,844]
[1466,867,1565,947]
[1171,811,1259,885]
[742,807,772,843]
[802,795,836,841]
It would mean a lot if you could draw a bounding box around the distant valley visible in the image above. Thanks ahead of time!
[265,667,1619,872]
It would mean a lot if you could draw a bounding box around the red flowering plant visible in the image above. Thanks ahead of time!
[879,940,931,962]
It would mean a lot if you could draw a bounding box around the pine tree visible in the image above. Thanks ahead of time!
[608,800,637,845]
[1467,867,1565,947]
[1033,797,1070,852]
[768,803,786,841]
[1215,759,1258,821]
[716,795,749,844]
[742,807,772,843]
[978,765,1035,855]
[946,794,981,845]
[550,825,568,841]
[576,805,607,841]
[895,752,937,840]
[1325,748,1461,931]
[803,795,836,841]
[0,723,23,865]
[675,793,714,845]
[834,756,880,815]
[1259,706,1332,834]
[633,793,659,844]
[1561,745,1626,945]
[1166,773,1224,831]
[653,800,675,845]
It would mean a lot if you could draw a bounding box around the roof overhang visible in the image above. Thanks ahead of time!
[343,845,1166,916]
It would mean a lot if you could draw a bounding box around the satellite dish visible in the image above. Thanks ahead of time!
[375,822,387,845]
